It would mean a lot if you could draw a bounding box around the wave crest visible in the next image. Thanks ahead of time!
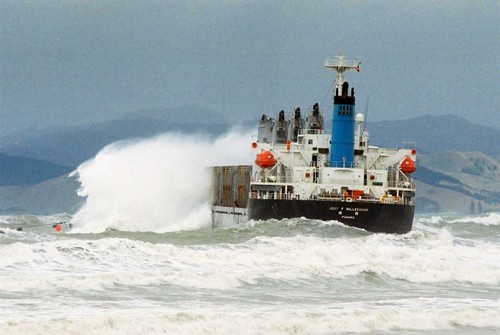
[70,130,252,233]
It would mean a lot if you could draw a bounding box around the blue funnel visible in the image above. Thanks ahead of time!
[330,81,356,167]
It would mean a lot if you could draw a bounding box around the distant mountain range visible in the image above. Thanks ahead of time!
[367,114,500,155]
[0,109,498,214]
[0,107,231,168]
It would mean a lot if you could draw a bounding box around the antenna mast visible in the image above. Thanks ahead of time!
[325,52,361,95]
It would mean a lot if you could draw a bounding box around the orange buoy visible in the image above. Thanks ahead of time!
[255,150,276,169]
[400,156,416,174]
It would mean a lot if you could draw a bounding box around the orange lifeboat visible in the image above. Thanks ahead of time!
[400,156,416,174]
[255,150,276,169]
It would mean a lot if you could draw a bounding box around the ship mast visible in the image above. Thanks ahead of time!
[324,53,361,95]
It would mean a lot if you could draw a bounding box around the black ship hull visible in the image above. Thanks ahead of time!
[248,199,414,234]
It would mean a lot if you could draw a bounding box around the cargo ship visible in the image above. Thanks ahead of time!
[211,54,416,233]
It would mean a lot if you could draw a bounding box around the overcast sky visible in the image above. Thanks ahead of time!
[1,0,498,133]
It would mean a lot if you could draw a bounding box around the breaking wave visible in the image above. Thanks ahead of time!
[417,212,500,226]
[69,130,253,233]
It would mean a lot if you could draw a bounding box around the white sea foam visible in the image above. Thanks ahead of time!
[2,229,500,296]
[417,215,446,225]
[417,212,500,227]
[2,221,500,335]
[69,130,253,233]
[2,301,500,335]
[449,212,500,226]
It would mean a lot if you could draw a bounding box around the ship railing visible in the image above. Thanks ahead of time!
[249,192,304,201]
[328,161,358,168]
[250,191,382,203]
[387,180,416,190]
[254,175,367,187]
[298,129,324,135]
[325,57,359,69]
[253,176,294,183]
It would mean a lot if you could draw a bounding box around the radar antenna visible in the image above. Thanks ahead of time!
[325,53,361,95]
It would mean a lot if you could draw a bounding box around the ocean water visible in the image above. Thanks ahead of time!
[0,212,499,335]
[1,132,499,334]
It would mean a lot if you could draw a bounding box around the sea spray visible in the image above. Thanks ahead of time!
[70,129,253,233]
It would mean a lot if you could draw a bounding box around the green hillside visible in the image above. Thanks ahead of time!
[415,152,500,213]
